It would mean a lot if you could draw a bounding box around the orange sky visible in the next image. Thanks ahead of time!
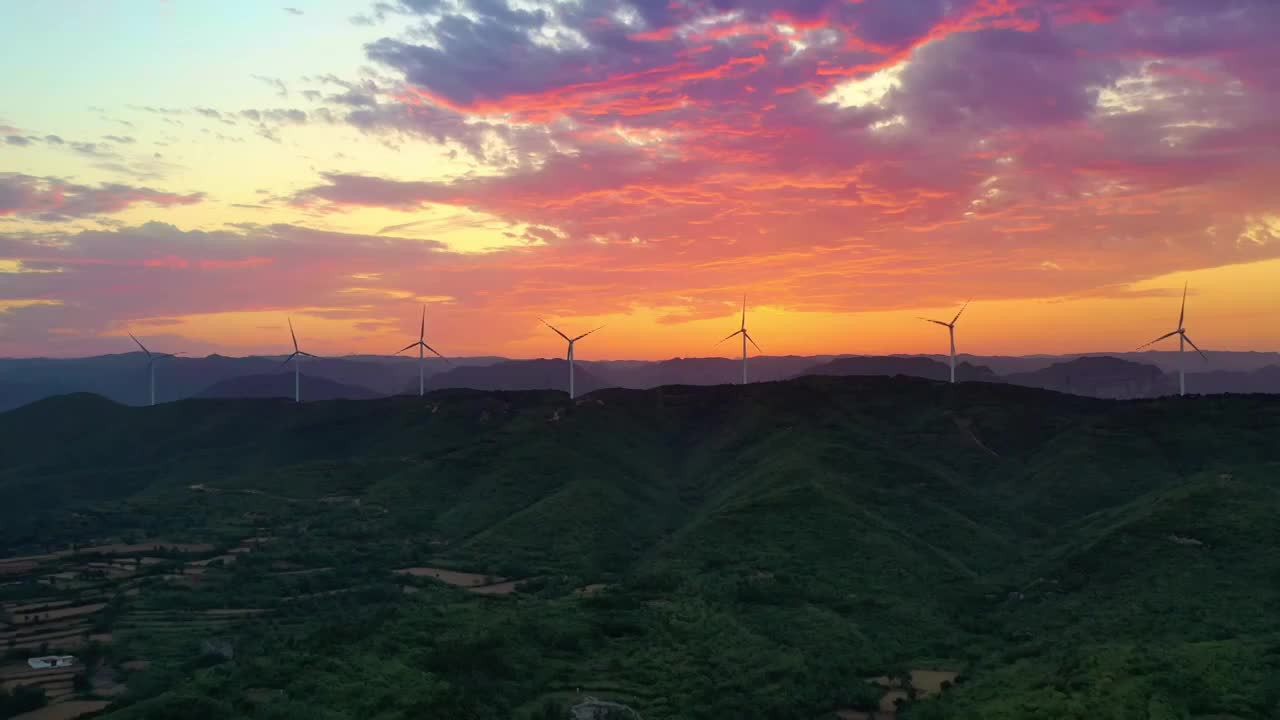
[2,1,1278,358]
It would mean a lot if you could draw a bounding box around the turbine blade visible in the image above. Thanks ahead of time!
[741,294,746,331]
[746,333,763,354]
[420,305,426,342]
[1178,281,1187,329]
[395,342,419,355]
[952,299,970,325]
[288,317,298,352]
[129,332,151,358]
[422,343,449,363]
[1136,329,1180,350]
[539,317,571,342]
[714,329,743,346]
[1182,333,1207,361]
[917,317,950,328]
[573,325,605,342]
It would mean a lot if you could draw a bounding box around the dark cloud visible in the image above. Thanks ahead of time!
[4,136,34,146]
[103,135,137,144]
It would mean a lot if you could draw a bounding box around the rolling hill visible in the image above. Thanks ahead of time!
[5,351,1280,411]
[998,356,1174,399]
[798,355,997,382]
[418,358,612,394]
[1,378,1278,719]
[195,373,382,401]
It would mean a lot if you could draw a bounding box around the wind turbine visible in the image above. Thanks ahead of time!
[918,300,970,384]
[396,305,448,397]
[540,318,603,400]
[1137,281,1206,397]
[129,333,182,406]
[280,318,320,403]
[715,294,762,385]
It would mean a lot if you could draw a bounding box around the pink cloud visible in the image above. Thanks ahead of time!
[0,174,205,221]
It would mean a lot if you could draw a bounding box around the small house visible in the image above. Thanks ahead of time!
[27,655,76,669]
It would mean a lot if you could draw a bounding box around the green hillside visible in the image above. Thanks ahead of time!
[1,377,1278,719]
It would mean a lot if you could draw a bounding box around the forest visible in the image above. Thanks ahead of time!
[1,375,1278,719]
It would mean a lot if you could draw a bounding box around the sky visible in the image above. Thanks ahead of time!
[1,0,1278,360]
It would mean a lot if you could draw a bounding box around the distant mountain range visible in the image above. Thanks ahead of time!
[2,351,1278,409]
[197,373,382,401]
[800,355,997,382]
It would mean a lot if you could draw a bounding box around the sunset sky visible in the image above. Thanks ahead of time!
[2,0,1278,360]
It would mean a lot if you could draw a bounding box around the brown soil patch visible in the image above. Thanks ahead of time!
[200,609,267,616]
[395,567,499,587]
[70,542,214,556]
[575,584,608,596]
[7,633,108,651]
[271,567,332,577]
[11,700,112,720]
[909,670,959,696]
[0,561,39,576]
[0,620,87,637]
[835,711,890,720]
[467,580,522,595]
[188,554,237,567]
[0,623,90,644]
[4,601,72,614]
[0,664,76,681]
[0,668,77,687]
[879,690,909,713]
[9,604,104,626]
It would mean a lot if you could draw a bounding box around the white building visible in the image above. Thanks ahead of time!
[27,655,76,669]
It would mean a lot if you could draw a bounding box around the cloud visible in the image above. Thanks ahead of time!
[284,6,303,15]
[8,0,1280,355]
[252,74,290,98]
[0,174,206,221]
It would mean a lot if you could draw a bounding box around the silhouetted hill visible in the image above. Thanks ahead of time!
[196,372,382,401]
[1000,356,1175,399]
[1188,364,1280,394]
[587,355,834,387]
[5,351,1279,410]
[799,355,997,381]
[421,358,611,393]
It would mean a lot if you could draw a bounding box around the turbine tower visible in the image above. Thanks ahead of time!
[129,333,182,406]
[280,318,319,403]
[396,305,448,397]
[1137,282,1206,397]
[715,295,762,385]
[541,318,603,400]
[918,300,970,384]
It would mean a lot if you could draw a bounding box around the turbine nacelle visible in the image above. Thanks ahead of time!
[716,295,762,385]
[540,317,603,399]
